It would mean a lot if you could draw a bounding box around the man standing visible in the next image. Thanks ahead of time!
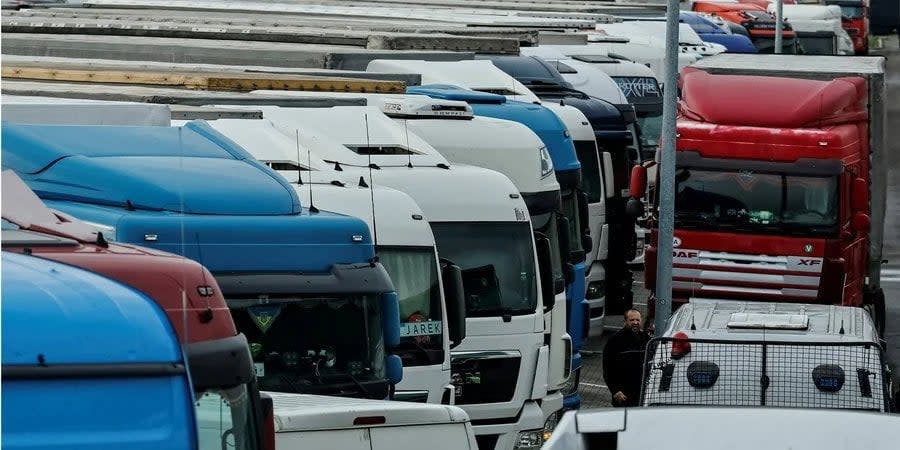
[602,309,651,407]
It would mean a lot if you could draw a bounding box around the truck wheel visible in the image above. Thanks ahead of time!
[864,288,886,337]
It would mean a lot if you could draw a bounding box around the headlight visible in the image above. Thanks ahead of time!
[514,430,544,450]
[543,411,562,442]
[586,280,605,300]
[539,146,554,179]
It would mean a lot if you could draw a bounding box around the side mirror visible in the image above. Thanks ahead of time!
[577,191,592,253]
[629,165,648,199]
[385,354,403,386]
[259,392,276,450]
[851,177,868,212]
[440,259,467,349]
[602,152,616,200]
[852,211,870,233]
[380,292,401,349]
[626,198,646,219]
[535,233,557,310]
[627,145,641,165]
[556,215,577,273]
[187,334,255,390]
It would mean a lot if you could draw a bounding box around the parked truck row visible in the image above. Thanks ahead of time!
[0,1,891,449]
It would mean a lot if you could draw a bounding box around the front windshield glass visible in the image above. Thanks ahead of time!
[430,222,538,317]
[825,2,865,19]
[636,107,663,158]
[228,294,385,395]
[196,385,258,450]
[561,190,584,254]
[378,246,444,367]
[531,212,565,290]
[674,168,839,237]
[574,140,605,203]
[799,37,836,55]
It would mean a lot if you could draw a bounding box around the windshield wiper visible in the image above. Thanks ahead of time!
[341,372,375,399]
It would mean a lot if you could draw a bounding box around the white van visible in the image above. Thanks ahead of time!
[266,392,477,450]
[641,299,894,412]
[543,406,900,450]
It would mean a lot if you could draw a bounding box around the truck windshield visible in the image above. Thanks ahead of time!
[674,168,839,236]
[430,222,538,317]
[799,36,836,55]
[636,107,663,157]
[825,2,865,19]
[561,190,584,254]
[531,212,565,287]
[196,385,259,450]
[228,294,385,395]
[378,246,444,366]
[574,140,605,203]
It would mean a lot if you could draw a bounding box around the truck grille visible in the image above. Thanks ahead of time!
[451,352,521,405]
[672,250,823,301]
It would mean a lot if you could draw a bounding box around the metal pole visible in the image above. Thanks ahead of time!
[654,0,679,334]
[774,0,784,54]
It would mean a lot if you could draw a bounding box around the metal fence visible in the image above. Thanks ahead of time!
[640,337,892,412]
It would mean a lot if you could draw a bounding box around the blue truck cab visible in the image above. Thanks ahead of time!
[1,251,196,450]
[1,121,403,400]
[406,85,588,409]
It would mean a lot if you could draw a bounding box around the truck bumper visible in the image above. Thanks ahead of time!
[470,393,563,450]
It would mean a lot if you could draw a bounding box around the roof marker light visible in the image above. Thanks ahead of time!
[144,234,158,242]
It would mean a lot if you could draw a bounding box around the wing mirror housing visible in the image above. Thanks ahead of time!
[851,177,868,212]
[440,259,467,349]
[535,233,557,311]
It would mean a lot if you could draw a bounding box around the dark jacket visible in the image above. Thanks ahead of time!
[602,327,651,406]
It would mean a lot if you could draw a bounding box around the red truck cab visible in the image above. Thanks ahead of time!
[692,1,798,53]
[641,69,878,328]
[1,171,275,450]
[825,0,869,54]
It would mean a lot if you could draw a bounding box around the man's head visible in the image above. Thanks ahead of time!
[624,309,642,333]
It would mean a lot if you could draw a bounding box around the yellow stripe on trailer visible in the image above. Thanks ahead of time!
[1,66,406,93]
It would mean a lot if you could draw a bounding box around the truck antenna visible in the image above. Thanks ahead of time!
[403,118,413,168]
[364,113,379,247]
[294,129,303,186]
[301,129,319,214]
[178,125,190,345]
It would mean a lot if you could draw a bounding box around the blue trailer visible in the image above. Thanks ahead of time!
[1,251,197,450]
[406,85,589,410]
[1,120,403,400]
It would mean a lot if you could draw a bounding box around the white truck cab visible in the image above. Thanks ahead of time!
[554,39,699,89]
[766,4,854,55]
[643,299,894,412]
[250,104,565,450]
[267,391,478,450]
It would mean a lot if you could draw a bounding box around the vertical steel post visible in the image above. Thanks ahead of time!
[654,0,680,334]
[775,0,784,54]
